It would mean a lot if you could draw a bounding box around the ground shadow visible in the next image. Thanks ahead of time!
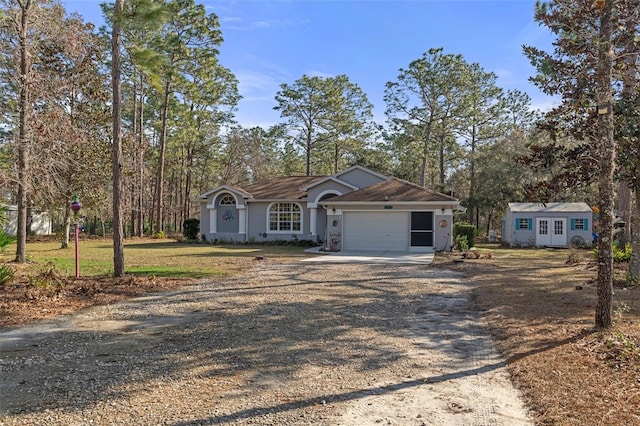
[0,262,537,423]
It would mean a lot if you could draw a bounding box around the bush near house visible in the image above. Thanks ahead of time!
[183,218,200,240]
[453,222,477,250]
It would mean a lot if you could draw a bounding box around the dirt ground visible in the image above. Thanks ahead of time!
[2,247,639,425]
[0,259,531,425]
[432,250,640,426]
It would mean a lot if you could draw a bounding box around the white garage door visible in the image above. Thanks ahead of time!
[343,211,409,251]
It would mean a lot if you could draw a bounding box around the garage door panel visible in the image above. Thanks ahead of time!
[343,212,409,251]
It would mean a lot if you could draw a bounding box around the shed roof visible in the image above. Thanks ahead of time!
[508,202,593,213]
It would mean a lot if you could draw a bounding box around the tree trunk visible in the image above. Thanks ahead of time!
[595,0,615,329]
[334,136,339,174]
[15,0,33,263]
[420,119,434,187]
[621,38,638,281]
[61,204,71,249]
[137,75,145,237]
[617,181,631,246]
[111,0,125,277]
[468,125,477,224]
[629,188,640,283]
[438,131,446,192]
[155,80,171,233]
[305,127,312,176]
[131,72,138,238]
[184,146,194,221]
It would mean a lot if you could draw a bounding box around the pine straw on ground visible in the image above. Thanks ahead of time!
[0,265,200,327]
[432,249,640,426]
[0,256,260,327]
[2,249,639,425]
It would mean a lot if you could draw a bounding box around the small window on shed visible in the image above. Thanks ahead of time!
[572,218,588,230]
[219,194,235,205]
[517,218,532,230]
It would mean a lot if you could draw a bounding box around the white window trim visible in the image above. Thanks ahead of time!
[267,202,304,234]
[518,218,529,230]
[218,193,236,206]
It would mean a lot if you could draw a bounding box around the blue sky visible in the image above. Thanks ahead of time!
[63,0,556,128]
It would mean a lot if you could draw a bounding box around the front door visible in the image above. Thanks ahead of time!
[550,218,567,246]
[536,217,566,246]
[410,212,434,252]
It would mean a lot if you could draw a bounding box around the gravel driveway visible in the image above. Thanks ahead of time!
[0,260,531,425]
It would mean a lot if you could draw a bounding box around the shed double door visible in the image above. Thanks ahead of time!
[536,217,567,246]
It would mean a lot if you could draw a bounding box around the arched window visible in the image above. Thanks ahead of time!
[219,194,235,205]
[269,203,301,232]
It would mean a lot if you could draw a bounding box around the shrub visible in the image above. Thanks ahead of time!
[0,232,13,253]
[567,248,585,265]
[613,242,632,262]
[454,234,469,252]
[183,218,200,240]
[0,264,14,286]
[0,206,15,254]
[593,241,632,262]
[154,231,166,239]
[605,331,638,363]
[453,222,477,249]
[27,263,66,290]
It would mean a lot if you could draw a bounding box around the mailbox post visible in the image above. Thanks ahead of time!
[71,196,82,278]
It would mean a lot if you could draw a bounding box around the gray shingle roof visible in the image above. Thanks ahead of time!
[243,175,326,199]
[324,177,457,203]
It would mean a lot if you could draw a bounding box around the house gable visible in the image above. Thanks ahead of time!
[306,179,358,207]
[332,165,388,189]
[197,185,251,207]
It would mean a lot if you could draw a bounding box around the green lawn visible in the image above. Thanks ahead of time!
[1,238,311,278]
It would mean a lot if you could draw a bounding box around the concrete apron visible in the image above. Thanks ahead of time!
[302,249,435,265]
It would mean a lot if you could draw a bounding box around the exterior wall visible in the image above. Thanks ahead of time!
[3,206,52,236]
[504,210,593,247]
[199,202,209,237]
[306,180,352,205]
[336,167,386,189]
[246,201,312,243]
[307,181,351,245]
[217,206,238,233]
[201,195,315,244]
[434,213,453,252]
[506,212,536,247]
[200,191,247,243]
[315,207,328,244]
[567,214,594,246]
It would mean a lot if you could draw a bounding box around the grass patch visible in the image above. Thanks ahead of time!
[0,238,310,278]
[0,238,314,327]
[126,266,226,279]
